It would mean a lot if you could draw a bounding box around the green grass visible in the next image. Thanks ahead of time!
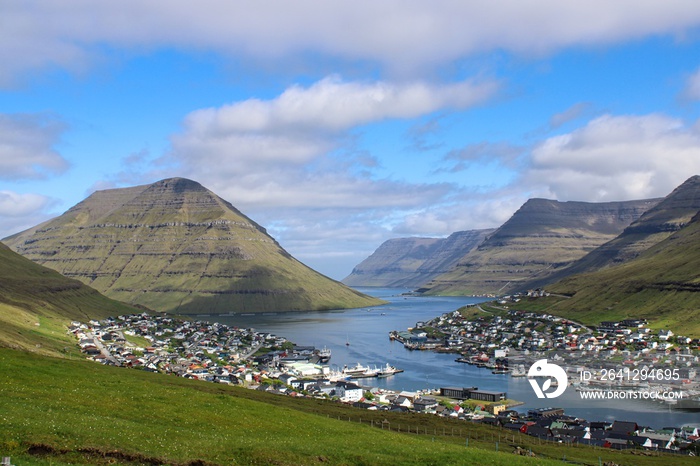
[0,348,563,466]
[122,332,152,349]
[1,348,696,466]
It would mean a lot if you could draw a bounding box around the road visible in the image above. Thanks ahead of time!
[86,332,120,365]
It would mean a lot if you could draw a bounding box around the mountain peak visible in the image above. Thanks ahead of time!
[4,179,381,313]
[148,177,208,193]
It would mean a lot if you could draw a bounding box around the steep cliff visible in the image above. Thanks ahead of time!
[420,198,659,296]
[343,229,493,287]
[533,175,700,287]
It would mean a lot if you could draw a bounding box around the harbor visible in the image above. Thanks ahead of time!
[209,287,700,429]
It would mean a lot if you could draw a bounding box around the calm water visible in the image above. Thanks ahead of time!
[207,287,699,429]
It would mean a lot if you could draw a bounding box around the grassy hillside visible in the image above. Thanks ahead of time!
[0,243,139,355]
[516,212,700,336]
[2,348,694,466]
[5,178,382,313]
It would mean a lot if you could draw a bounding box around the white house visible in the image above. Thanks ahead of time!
[335,382,363,402]
[638,432,675,450]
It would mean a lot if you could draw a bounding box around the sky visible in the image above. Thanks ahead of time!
[2,1,700,280]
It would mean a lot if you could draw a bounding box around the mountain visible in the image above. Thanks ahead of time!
[0,242,138,354]
[342,229,493,288]
[4,178,382,314]
[529,175,700,288]
[531,209,700,336]
[419,198,659,296]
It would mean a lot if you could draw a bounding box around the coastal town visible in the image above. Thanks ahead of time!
[391,297,699,399]
[72,307,700,455]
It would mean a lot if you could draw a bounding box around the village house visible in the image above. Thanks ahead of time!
[334,381,363,402]
[413,397,439,413]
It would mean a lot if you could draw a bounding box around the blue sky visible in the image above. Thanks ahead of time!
[2,2,700,280]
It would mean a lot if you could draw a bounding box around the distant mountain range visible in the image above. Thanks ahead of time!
[345,198,659,294]
[342,229,493,288]
[3,178,382,314]
[530,174,700,288]
[420,197,660,296]
[344,175,700,334]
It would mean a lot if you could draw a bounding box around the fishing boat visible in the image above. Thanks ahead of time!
[351,366,380,379]
[378,363,404,377]
[342,362,369,376]
[316,346,331,363]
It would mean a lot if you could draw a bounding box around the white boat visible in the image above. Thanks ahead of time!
[378,363,404,377]
[343,362,369,375]
[352,366,380,379]
[316,346,331,363]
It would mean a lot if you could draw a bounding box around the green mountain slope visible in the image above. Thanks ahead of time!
[421,198,657,296]
[4,178,382,314]
[0,242,138,354]
[523,210,700,336]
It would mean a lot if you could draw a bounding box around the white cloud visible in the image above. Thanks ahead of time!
[0,191,51,217]
[181,76,496,139]
[683,67,700,100]
[0,190,56,239]
[3,1,700,85]
[524,114,700,201]
[166,76,495,209]
[0,113,69,180]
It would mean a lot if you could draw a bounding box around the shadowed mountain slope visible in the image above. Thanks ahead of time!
[0,242,138,354]
[342,229,493,288]
[528,175,700,289]
[4,178,382,314]
[420,198,659,296]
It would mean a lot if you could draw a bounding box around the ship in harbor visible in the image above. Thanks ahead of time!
[342,362,404,379]
[316,346,331,363]
[343,362,370,376]
[378,363,404,378]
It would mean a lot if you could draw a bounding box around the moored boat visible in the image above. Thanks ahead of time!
[378,363,404,377]
[351,366,380,379]
[343,362,369,376]
[316,346,331,363]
